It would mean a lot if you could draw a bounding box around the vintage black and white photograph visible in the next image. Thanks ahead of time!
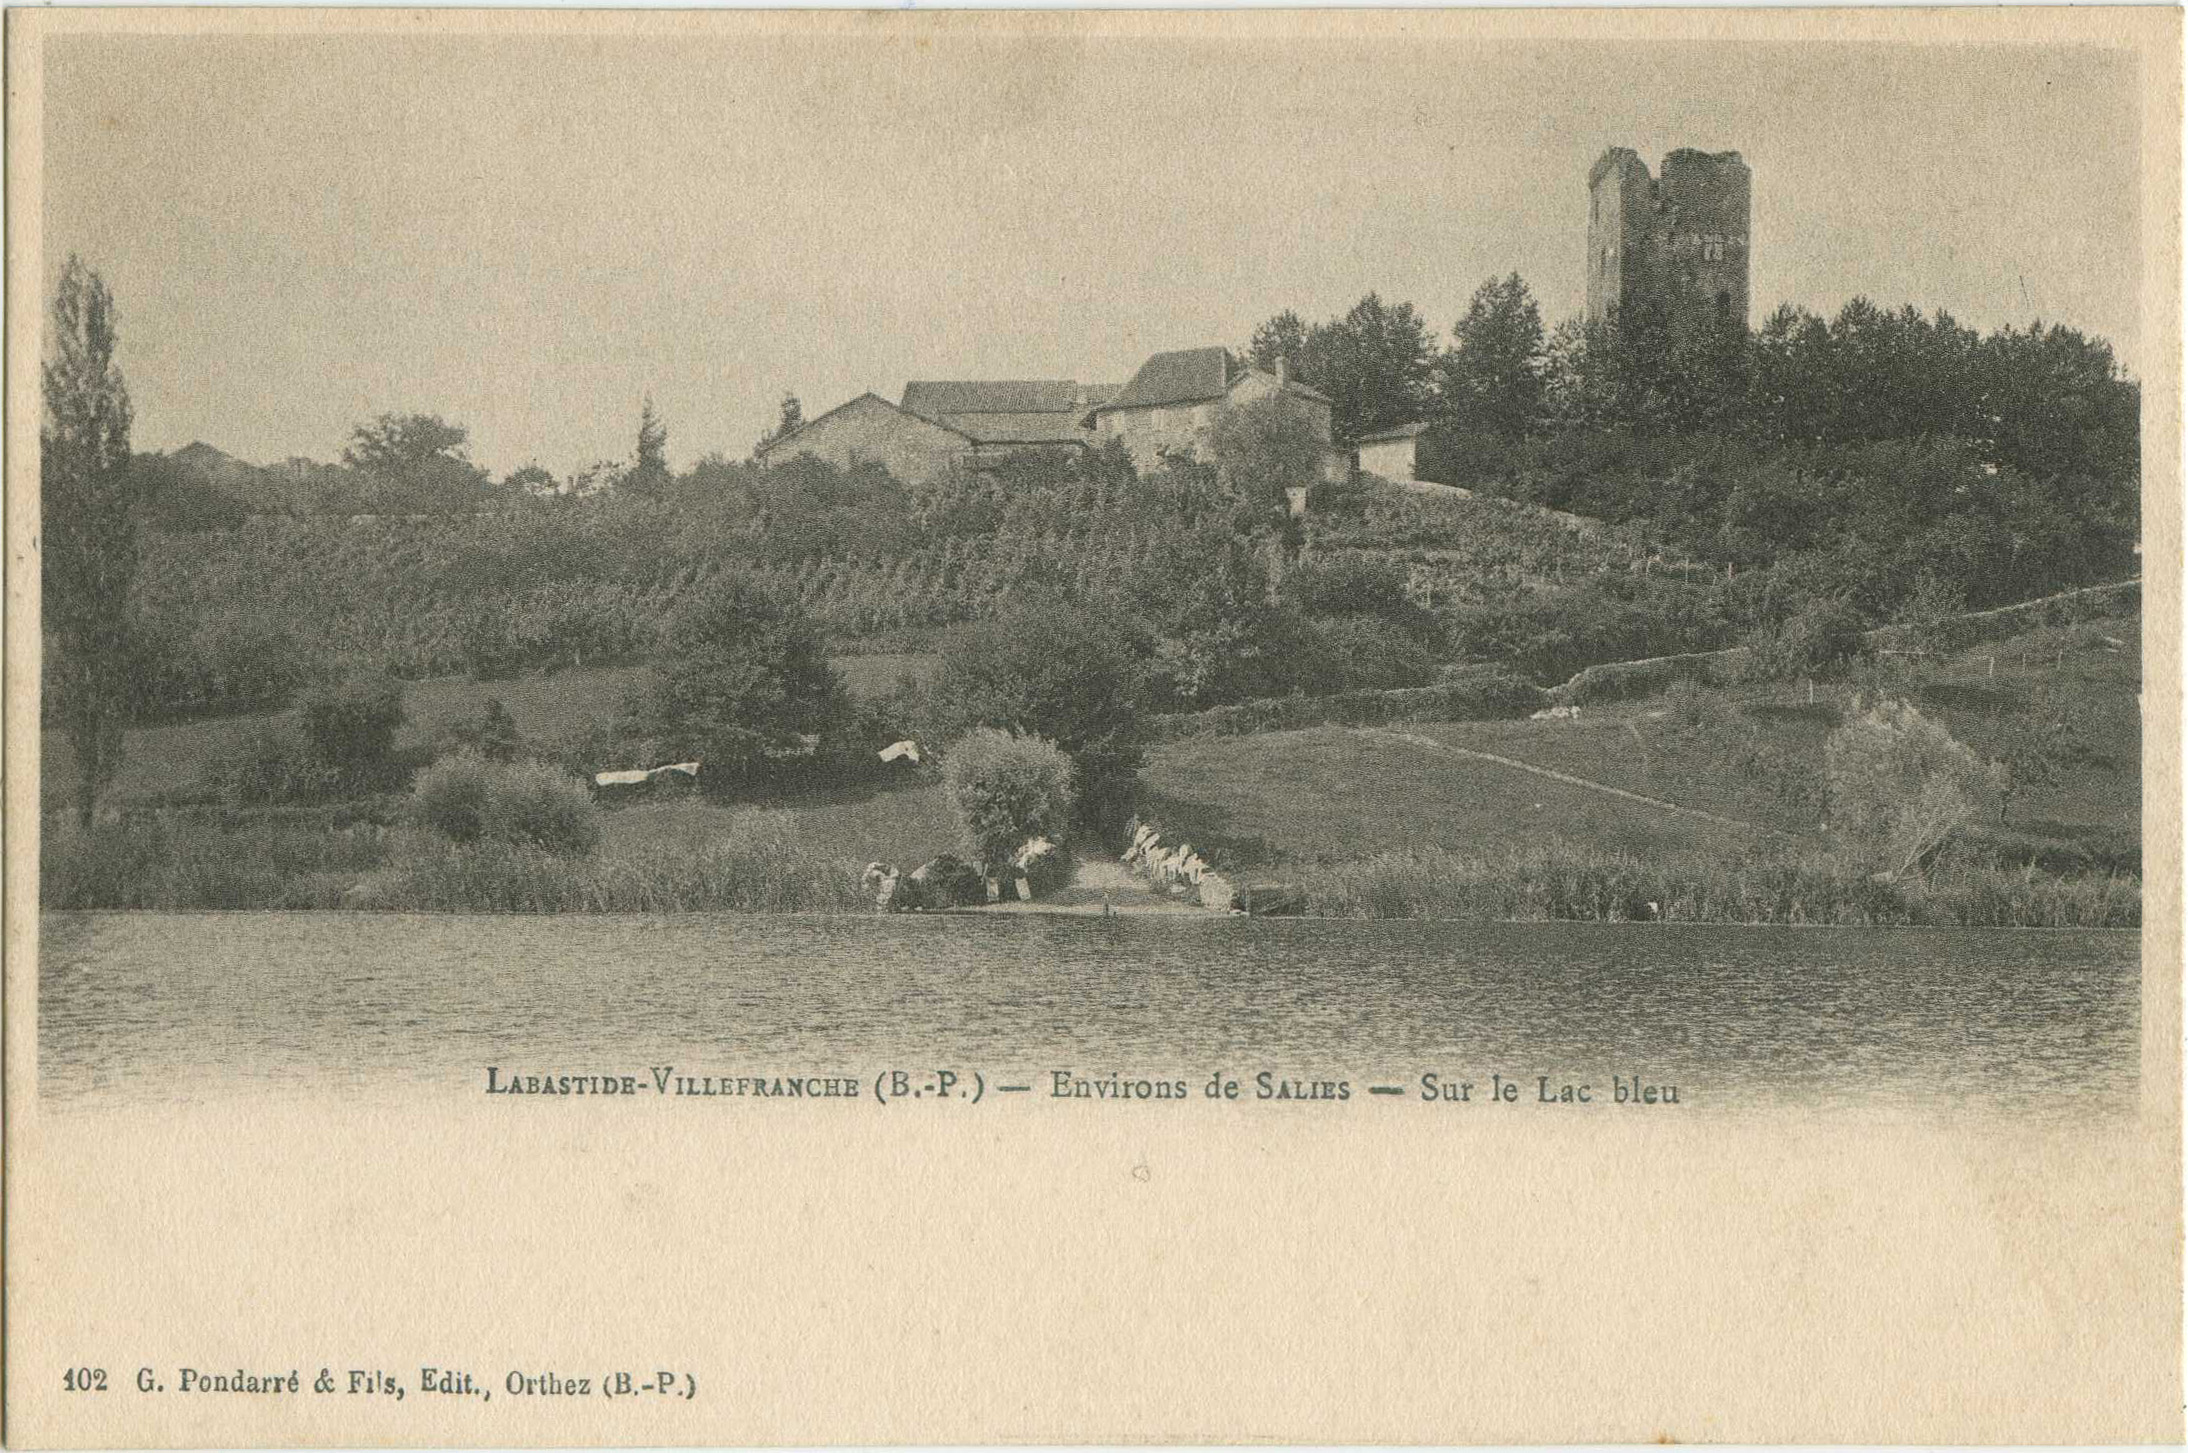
[25,14,2160,1118]
[8,8,2180,1446]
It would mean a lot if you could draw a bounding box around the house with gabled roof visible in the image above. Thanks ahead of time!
[760,380,1127,486]
[900,379,1116,462]
[754,392,974,485]
[1081,345,1341,476]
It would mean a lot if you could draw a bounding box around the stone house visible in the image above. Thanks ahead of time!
[753,392,973,485]
[1081,346,1345,478]
[900,380,1116,465]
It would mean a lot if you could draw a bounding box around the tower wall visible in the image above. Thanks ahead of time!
[1654,149,1751,330]
[1584,146,1752,333]
[1584,148,1656,328]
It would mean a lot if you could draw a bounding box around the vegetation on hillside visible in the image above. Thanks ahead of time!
[37,260,2145,925]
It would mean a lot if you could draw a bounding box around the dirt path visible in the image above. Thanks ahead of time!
[981,856,1213,915]
[1354,727,1787,838]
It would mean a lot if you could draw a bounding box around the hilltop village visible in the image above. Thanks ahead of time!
[759,148,1752,496]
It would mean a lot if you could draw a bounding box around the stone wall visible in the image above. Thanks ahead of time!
[767,395,969,486]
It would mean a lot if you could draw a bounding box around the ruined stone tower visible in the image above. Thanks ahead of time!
[1585,147,1751,332]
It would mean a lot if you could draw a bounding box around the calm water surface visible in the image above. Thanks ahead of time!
[39,912,2138,1118]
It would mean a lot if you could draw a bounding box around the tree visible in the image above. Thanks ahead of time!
[756,393,804,457]
[1316,293,1440,443]
[1825,697,1998,879]
[1249,293,1438,444]
[1247,310,1310,377]
[503,462,559,498]
[628,394,670,494]
[939,728,1076,873]
[625,582,848,787]
[341,411,490,509]
[342,412,472,474]
[923,595,1150,834]
[1203,394,1327,512]
[1439,273,1545,437]
[41,256,139,824]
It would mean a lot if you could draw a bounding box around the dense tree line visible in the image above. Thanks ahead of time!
[1245,277,2138,625]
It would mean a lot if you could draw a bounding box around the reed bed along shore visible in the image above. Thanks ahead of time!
[40,808,866,914]
[43,805,2138,927]
[1302,844,2140,928]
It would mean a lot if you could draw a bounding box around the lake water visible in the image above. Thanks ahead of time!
[38,912,2138,1119]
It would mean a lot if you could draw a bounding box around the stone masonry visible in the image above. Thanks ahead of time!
[1585,147,1750,333]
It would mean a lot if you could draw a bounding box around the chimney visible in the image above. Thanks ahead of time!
[1276,357,1289,388]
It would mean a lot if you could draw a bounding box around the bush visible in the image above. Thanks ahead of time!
[364,808,862,912]
[298,672,408,770]
[1294,614,1439,694]
[1281,556,1425,629]
[1825,696,2000,879]
[939,728,1075,872]
[217,723,346,806]
[412,752,494,843]
[411,750,600,856]
[1744,596,1868,683]
[489,759,603,855]
[440,697,524,762]
[1662,674,1713,730]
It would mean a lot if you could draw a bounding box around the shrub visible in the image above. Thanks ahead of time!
[489,759,602,855]
[939,728,1075,872]
[1281,556,1425,628]
[441,697,524,762]
[217,723,346,806]
[1744,596,1868,683]
[40,808,391,910]
[1662,674,1713,730]
[1294,614,1439,694]
[412,751,494,843]
[1825,696,2000,879]
[365,808,862,912]
[298,672,408,771]
[411,750,600,856]
[1892,571,1966,661]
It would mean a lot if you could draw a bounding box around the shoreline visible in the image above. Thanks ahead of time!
[35,905,2141,933]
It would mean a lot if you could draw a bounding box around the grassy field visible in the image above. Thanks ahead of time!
[1141,610,2140,876]
[601,776,960,872]
[1423,613,2139,846]
[1140,725,1749,870]
[37,605,2139,923]
[39,653,941,812]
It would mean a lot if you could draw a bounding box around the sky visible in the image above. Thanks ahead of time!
[40,20,2145,479]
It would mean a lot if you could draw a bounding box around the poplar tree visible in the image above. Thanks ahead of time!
[41,256,138,824]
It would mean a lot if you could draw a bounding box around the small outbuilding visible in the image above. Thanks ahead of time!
[1355,420,1432,482]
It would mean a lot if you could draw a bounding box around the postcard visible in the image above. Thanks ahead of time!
[5,5,2180,1445]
